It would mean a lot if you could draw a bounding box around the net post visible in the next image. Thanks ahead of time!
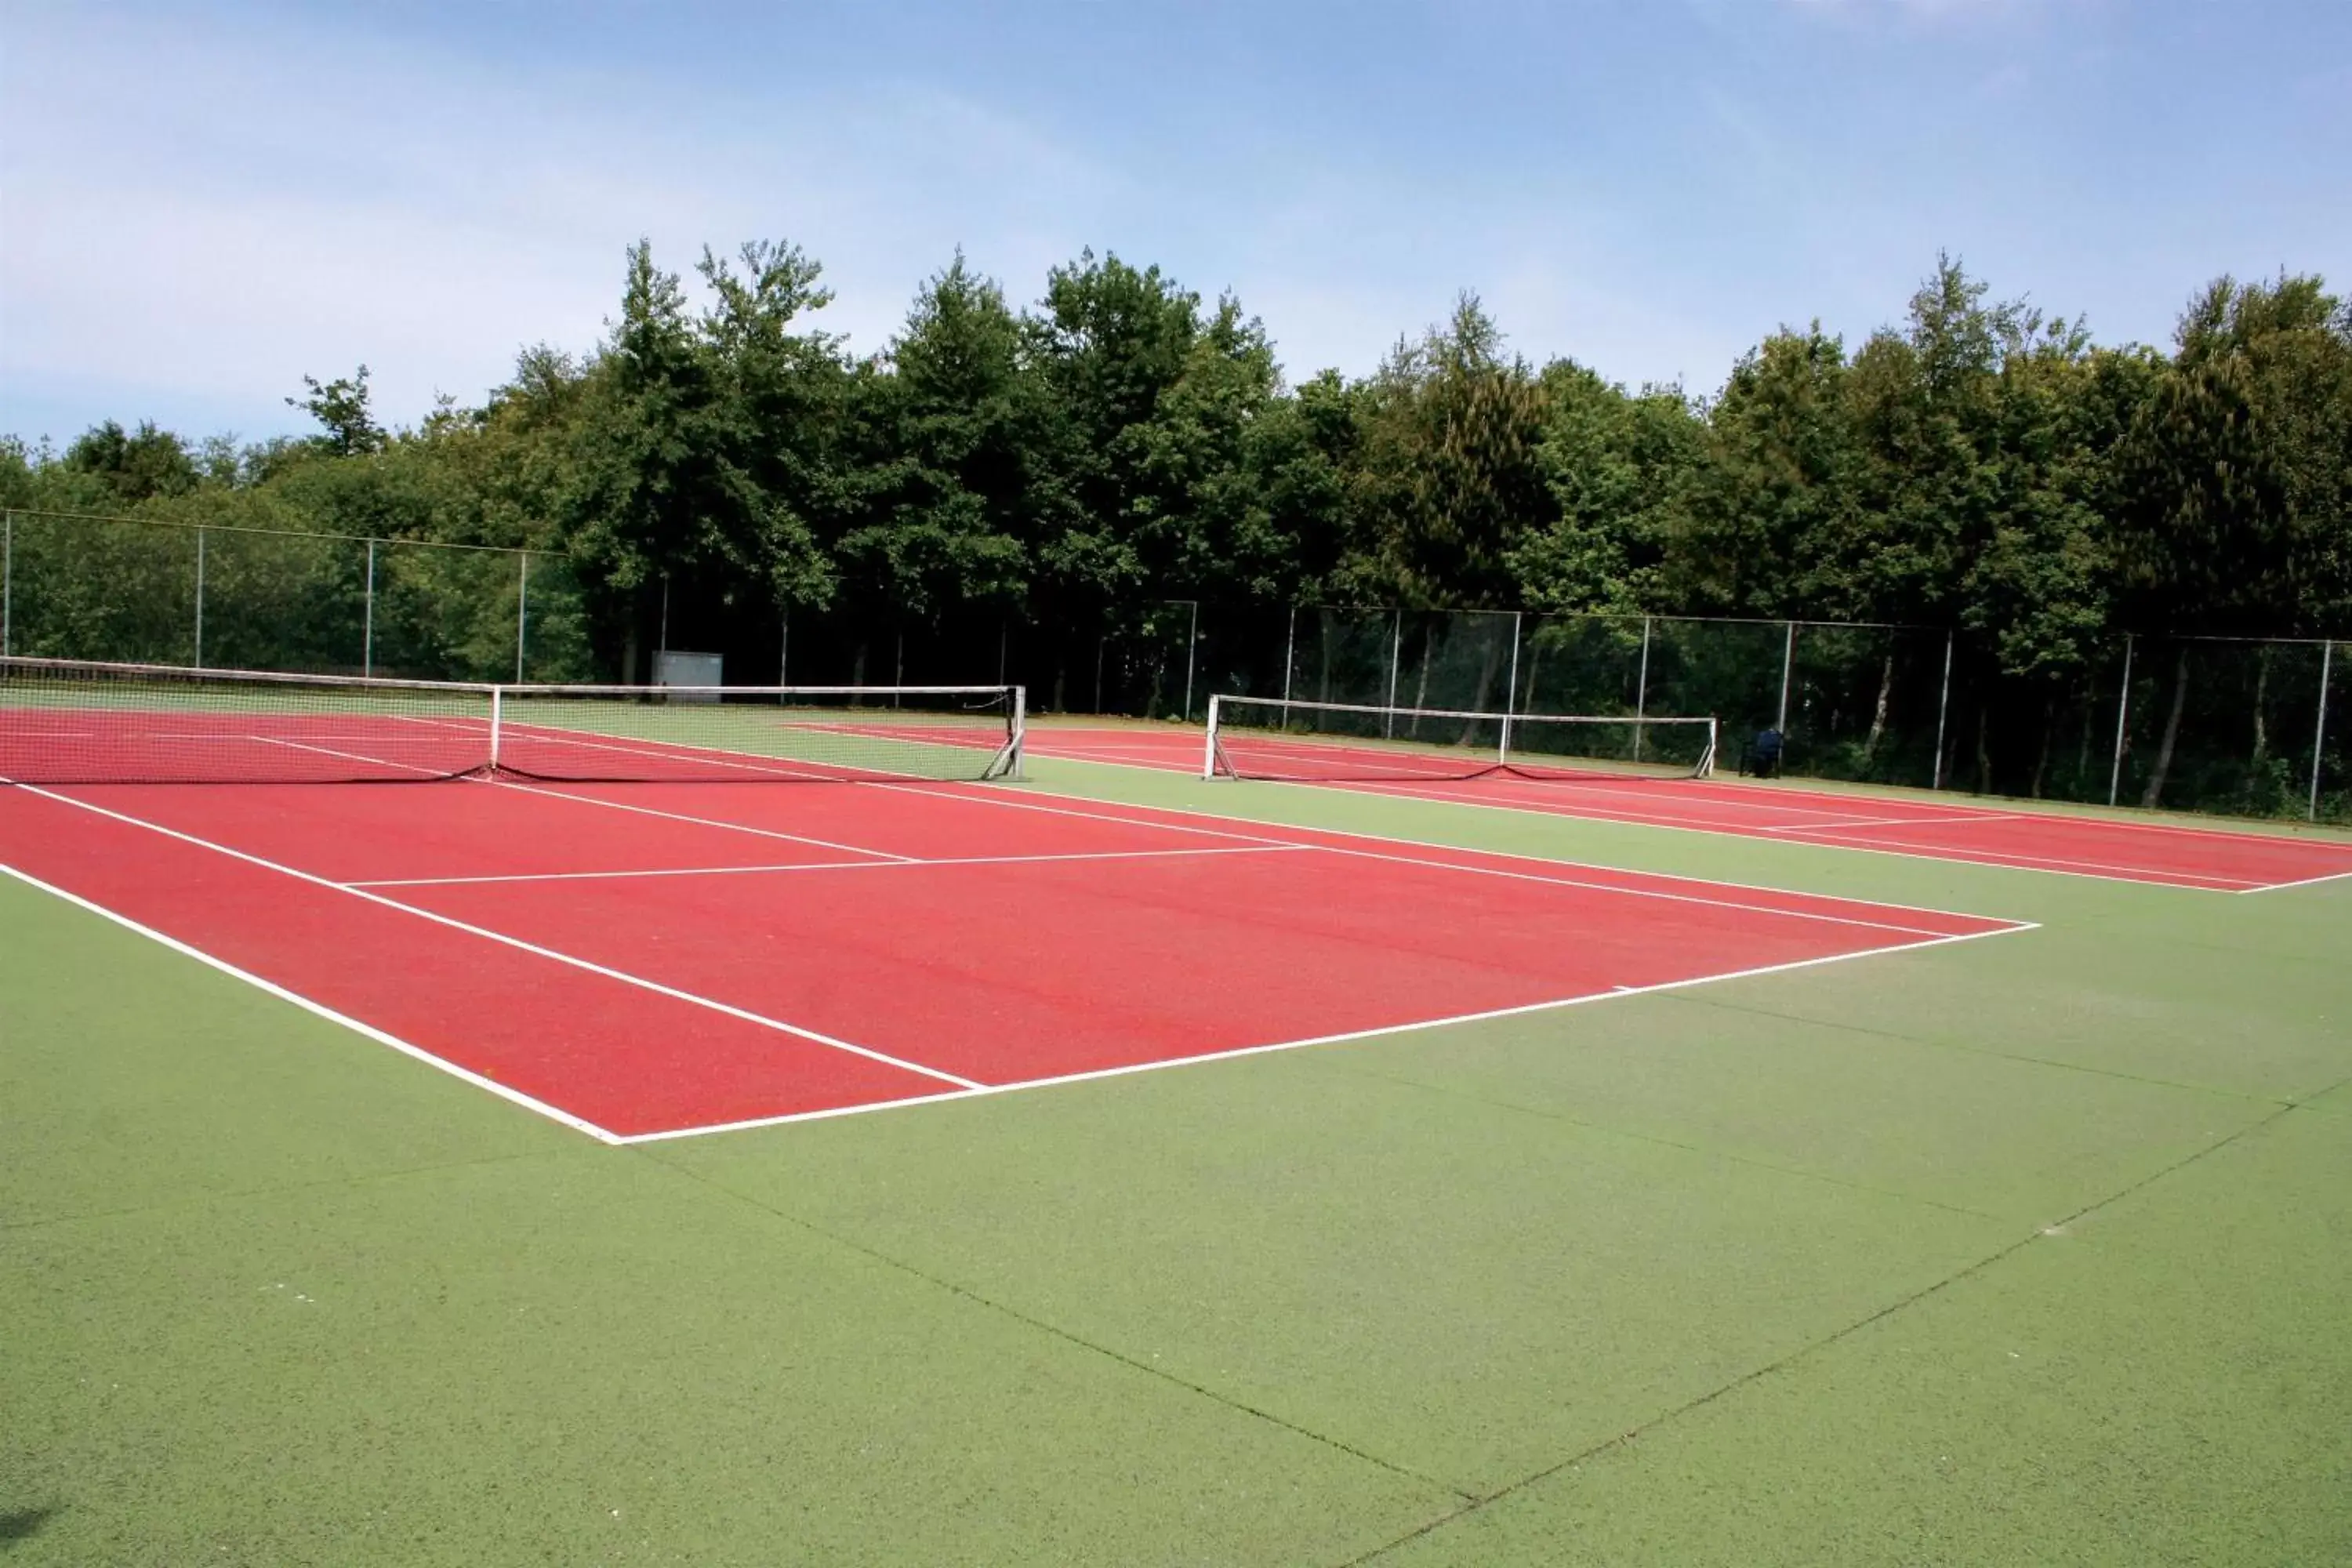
[2312,640,2334,822]
[193,525,206,670]
[1008,684,1026,780]
[1699,717,1719,778]
[2107,633,2135,807]
[1932,630,1954,789]
[362,539,376,677]
[1202,695,1221,779]
[488,686,503,774]
[1501,612,1523,764]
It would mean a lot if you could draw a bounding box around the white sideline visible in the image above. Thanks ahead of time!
[348,843,1308,890]
[617,920,2037,1144]
[1029,729,2352,892]
[0,857,626,1145]
[873,780,2020,936]
[8,782,983,1092]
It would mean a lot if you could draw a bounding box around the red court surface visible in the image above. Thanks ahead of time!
[1023,724,2352,893]
[0,777,2021,1142]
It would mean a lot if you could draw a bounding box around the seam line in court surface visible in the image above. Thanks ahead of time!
[633,1149,1475,1505]
[1338,1083,2335,1565]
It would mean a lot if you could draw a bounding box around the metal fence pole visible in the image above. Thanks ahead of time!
[2312,640,2335,822]
[779,605,790,687]
[2107,633,2136,808]
[1501,612,1523,761]
[1775,619,1795,734]
[1633,615,1653,762]
[193,525,206,669]
[1279,606,1296,725]
[514,551,529,684]
[362,539,376,677]
[1384,610,1403,736]
[1182,600,1198,723]
[1932,630,1954,789]
[2,512,12,658]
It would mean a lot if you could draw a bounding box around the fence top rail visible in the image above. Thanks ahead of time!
[0,655,1023,707]
[0,505,566,559]
[2,653,499,694]
[1214,692,1717,728]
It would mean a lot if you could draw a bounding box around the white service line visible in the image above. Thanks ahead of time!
[10,782,982,1092]
[0,856,625,1145]
[1766,826,2259,888]
[617,919,2038,1144]
[348,843,1310,890]
[486,779,920,862]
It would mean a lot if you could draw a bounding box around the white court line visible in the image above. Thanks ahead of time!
[0,857,626,1145]
[1766,826,2261,888]
[2239,866,2352,895]
[348,843,1310,890]
[1034,728,2352,890]
[249,734,924,864]
[617,920,2038,1144]
[9,782,981,1092]
[1759,811,2028,831]
[1290,774,2256,894]
[485,779,921,862]
[874,780,2021,935]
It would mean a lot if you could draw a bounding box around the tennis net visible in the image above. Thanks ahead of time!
[0,657,1024,785]
[1203,694,1716,782]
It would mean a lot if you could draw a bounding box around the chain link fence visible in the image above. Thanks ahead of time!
[2,509,593,684]
[6,510,2342,824]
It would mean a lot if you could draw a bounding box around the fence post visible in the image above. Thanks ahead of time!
[193,525,206,669]
[779,604,789,688]
[1385,610,1402,736]
[659,575,670,659]
[2313,640,2335,822]
[1932,630,1954,789]
[2107,633,2135,808]
[2,511,12,658]
[1501,612,1523,761]
[514,552,530,684]
[362,539,376,677]
[1279,606,1296,725]
[1775,619,1795,734]
[1182,600,1198,723]
[1633,615,1653,761]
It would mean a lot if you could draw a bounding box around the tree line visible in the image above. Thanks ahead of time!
[6,242,2350,707]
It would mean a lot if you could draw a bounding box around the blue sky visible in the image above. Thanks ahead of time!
[4,0,2347,445]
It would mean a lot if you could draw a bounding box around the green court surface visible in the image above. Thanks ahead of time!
[4,757,2350,1565]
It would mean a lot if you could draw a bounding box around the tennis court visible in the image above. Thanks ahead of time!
[9,659,2352,1566]
[1023,719,2352,891]
[0,764,2018,1141]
